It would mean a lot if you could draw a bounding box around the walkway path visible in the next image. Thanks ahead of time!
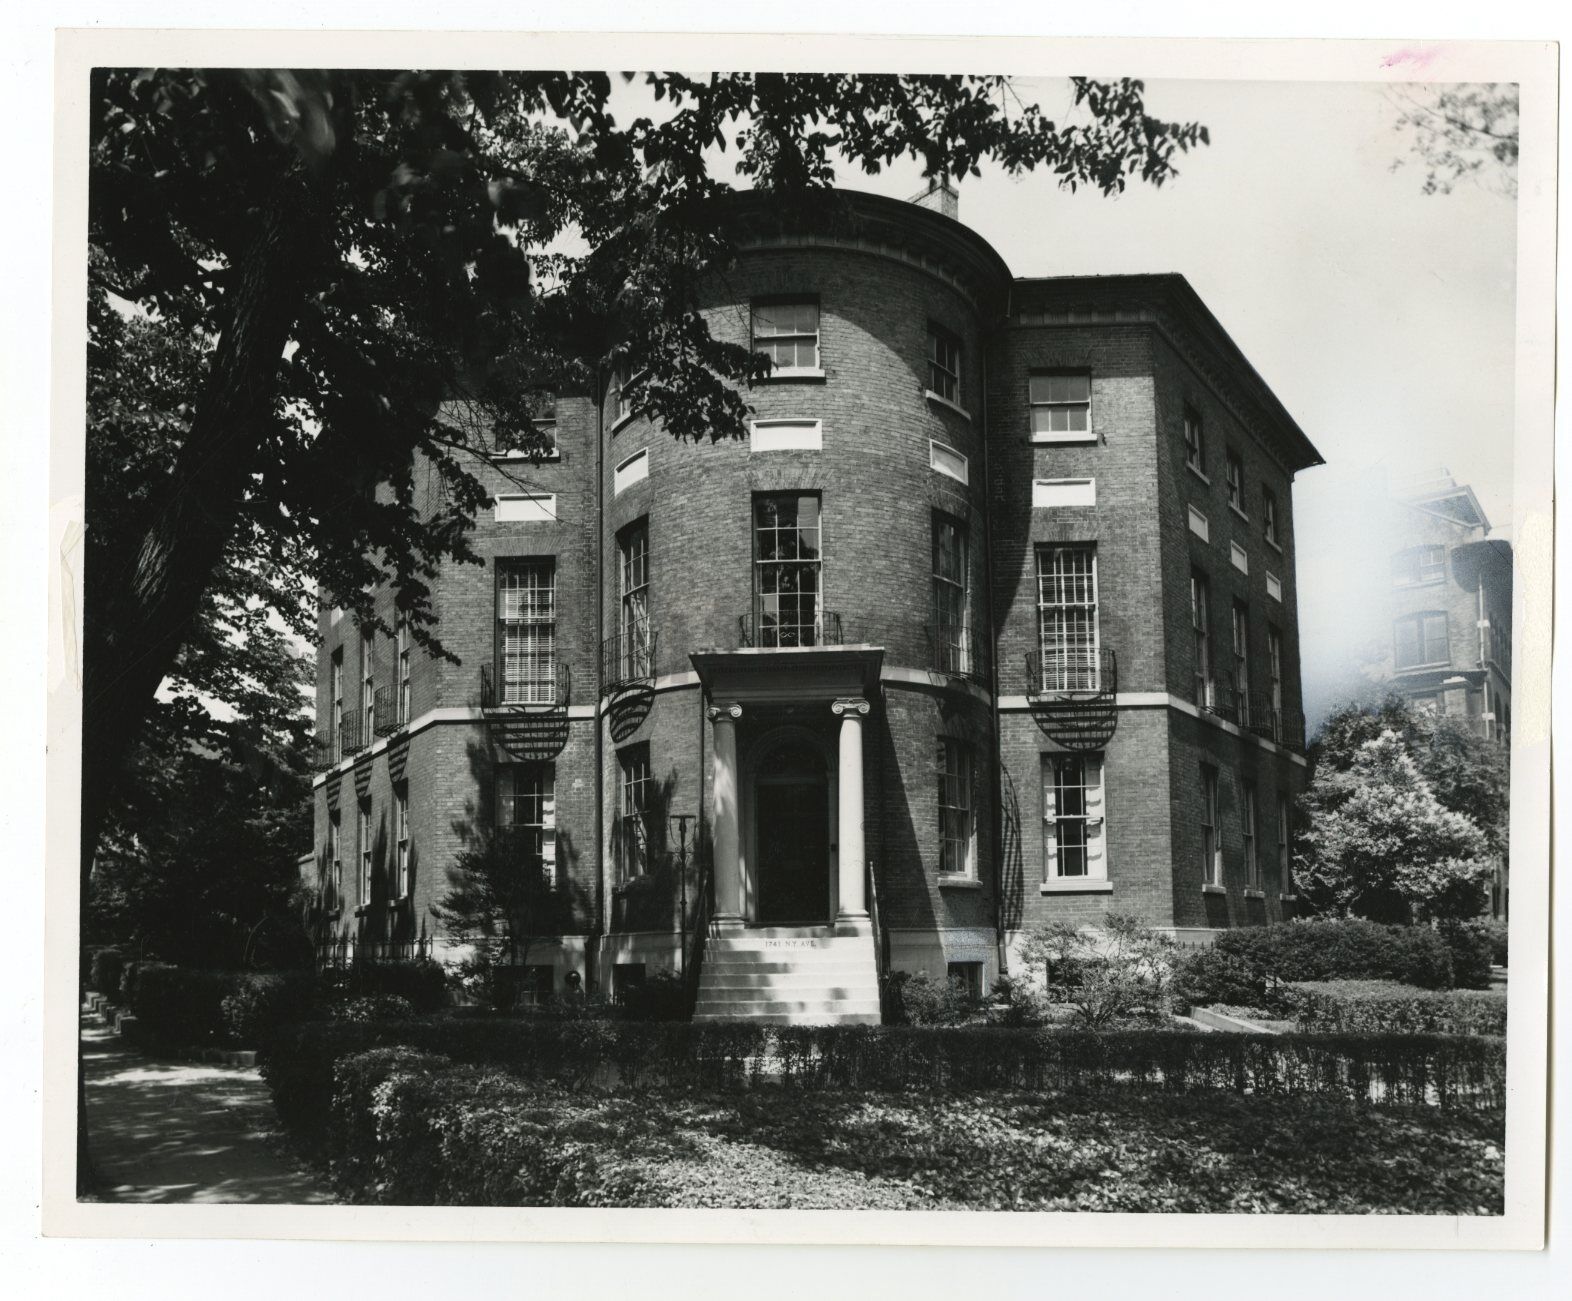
[80,1013,334,1204]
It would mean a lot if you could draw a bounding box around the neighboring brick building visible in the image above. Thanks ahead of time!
[306,184,1324,1017]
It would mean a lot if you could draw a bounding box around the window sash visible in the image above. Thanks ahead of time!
[1395,612,1449,668]
[1035,545,1100,689]
[497,561,557,703]
[619,523,652,677]
[1201,768,1220,885]
[751,301,820,371]
[1278,795,1292,894]
[927,326,961,403]
[1226,453,1245,511]
[1028,373,1091,433]
[358,805,373,899]
[396,623,411,726]
[1184,410,1205,471]
[937,740,973,876]
[1268,629,1284,712]
[1044,754,1105,880]
[932,516,969,673]
[619,748,654,877]
[753,494,823,647]
[1192,573,1212,704]
[497,765,556,887]
[1243,785,1260,890]
[1263,491,1279,545]
[1232,604,1250,700]
[361,630,375,740]
[394,790,410,897]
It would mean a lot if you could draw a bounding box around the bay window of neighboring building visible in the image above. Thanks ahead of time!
[751,299,821,375]
[1028,371,1092,440]
[617,744,654,880]
[1191,570,1213,708]
[926,322,962,406]
[1043,752,1106,881]
[1277,792,1293,895]
[1392,544,1446,587]
[1225,449,1246,515]
[393,784,410,899]
[496,558,557,704]
[1183,406,1206,475]
[1201,765,1221,887]
[753,493,823,647]
[617,518,652,679]
[931,512,970,675]
[1242,782,1261,892]
[1394,611,1449,670]
[1035,543,1100,690]
[937,738,975,877]
[497,763,556,888]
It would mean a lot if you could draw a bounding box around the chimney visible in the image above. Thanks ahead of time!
[909,176,959,221]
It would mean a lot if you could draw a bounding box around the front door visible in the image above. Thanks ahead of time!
[755,743,830,925]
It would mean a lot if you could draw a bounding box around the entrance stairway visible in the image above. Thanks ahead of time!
[692,926,881,1025]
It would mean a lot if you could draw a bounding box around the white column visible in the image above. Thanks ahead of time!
[707,702,743,926]
[831,697,871,926]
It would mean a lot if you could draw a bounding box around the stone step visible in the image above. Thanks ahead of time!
[700,961,878,978]
[693,1009,881,1026]
[694,999,881,1017]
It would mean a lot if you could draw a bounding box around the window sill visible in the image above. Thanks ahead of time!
[1264,535,1284,555]
[1030,430,1097,446]
[1229,503,1250,524]
[1041,878,1112,894]
[757,368,826,383]
[610,412,636,436]
[491,449,562,464]
[938,874,982,890]
[924,389,973,422]
[1243,888,1265,900]
[1280,893,1299,903]
[1201,883,1227,896]
[1392,577,1445,589]
[1186,462,1211,486]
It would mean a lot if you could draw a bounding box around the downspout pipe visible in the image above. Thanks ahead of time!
[593,366,607,990]
[979,303,1007,978]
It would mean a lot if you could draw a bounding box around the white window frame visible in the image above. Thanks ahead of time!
[931,512,971,676]
[330,649,345,762]
[360,627,375,748]
[1201,765,1221,886]
[1243,782,1261,891]
[937,737,976,878]
[492,392,559,460]
[497,764,557,889]
[327,813,342,911]
[1192,570,1213,708]
[1394,610,1450,670]
[1263,488,1281,549]
[1225,449,1247,516]
[1043,752,1107,882]
[395,621,411,727]
[1277,792,1293,895]
[926,322,962,406]
[1184,406,1206,476]
[1028,372,1093,443]
[751,299,822,376]
[1232,600,1252,725]
[497,559,558,705]
[358,801,373,904]
[1035,544,1102,691]
[618,745,653,880]
[618,518,652,681]
[394,786,410,898]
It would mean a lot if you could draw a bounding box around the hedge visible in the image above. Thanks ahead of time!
[1284,981,1508,1037]
[88,947,124,999]
[262,1017,1505,1162]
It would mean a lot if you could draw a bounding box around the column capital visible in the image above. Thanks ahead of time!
[705,701,743,724]
[831,697,870,718]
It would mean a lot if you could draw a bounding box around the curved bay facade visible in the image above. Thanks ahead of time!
[309,188,1324,1020]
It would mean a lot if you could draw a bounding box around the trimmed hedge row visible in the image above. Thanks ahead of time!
[263,1016,1505,1162]
[1285,981,1508,1037]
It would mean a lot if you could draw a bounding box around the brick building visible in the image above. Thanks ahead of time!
[307,185,1324,1020]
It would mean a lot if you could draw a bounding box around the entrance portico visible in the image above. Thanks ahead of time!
[693,646,882,938]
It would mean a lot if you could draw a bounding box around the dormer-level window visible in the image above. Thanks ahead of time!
[1263,488,1281,547]
[927,323,962,405]
[1028,372,1091,440]
[1226,450,1246,515]
[1183,407,1206,474]
[751,300,820,374]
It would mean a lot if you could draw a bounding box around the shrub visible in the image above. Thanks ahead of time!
[1284,981,1507,1036]
[126,963,237,1045]
[1172,944,1267,1009]
[1480,919,1509,967]
[88,948,124,999]
[1017,913,1175,1026]
[614,969,687,1022]
[332,994,415,1023]
[1439,922,1496,990]
[987,973,1050,1027]
[218,971,320,1046]
[119,958,143,1008]
[896,971,976,1026]
[319,958,449,1012]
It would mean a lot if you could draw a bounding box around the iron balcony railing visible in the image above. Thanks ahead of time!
[480,661,572,710]
[1245,694,1307,750]
[316,934,437,969]
[600,626,658,694]
[926,622,986,683]
[314,713,368,769]
[737,608,844,649]
[372,684,407,738]
[1026,647,1117,697]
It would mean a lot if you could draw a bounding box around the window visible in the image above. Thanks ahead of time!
[1392,545,1446,586]
[937,739,974,876]
[618,745,653,879]
[360,627,375,749]
[753,493,823,647]
[612,361,638,424]
[931,514,970,674]
[1231,601,1251,725]
[1028,372,1091,439]
[947,961,983,999]
[395,621,411,727]
[1035,544,1100,690]
[1394,611,1449,669]
[618,518,652,680]
[927,322,962,404]
[393,786,410,898]
[493,392,557,457]
[1277,793,1292,894]
[330,649,345,762]
[496,559,557,703]
[751,299,820,373]
[1263,488,1280,548]
[1242,783,1260,891]
[1044,753,1105,880]
[1225,450,1246,515]
[1201,765,1221,886]
[1183,406,1205,474]
[327,812,342,910]
[1191,570,1213,707]
[358,800,373,904]
[1268,625,1285,733]
[497,764,555,888]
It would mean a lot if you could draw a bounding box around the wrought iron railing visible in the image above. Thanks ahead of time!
[1026,647,1117,697]
[316,933,437,968]
[1245,695,1307,750]
[681,845,713,1021]
[372,684,406,738]
[600,627,658,693]
[737,608,844,649]
[926,622,985,682]
[480,661,571,709]
[315,714,368,768]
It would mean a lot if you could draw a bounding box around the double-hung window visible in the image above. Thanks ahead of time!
[927,323,962,405]
[497,764,555,888]
[1263,488,1280,548]
[1394,611,1449,669]
[1392,545,1446,586]
[327,812,342,910]
[937,739,974,877]
[330,650,345,762]
[497,559,557,704]
[618,519,651,679]
[393,786,410,899]
[753,493,823,647]
[1267,626,1285,738]
[1226,450,1246,515]
[1191,570,1213,707]
[1242,782,1261,891]
[1201,765,1221,886]
[931,513,970,675]
[358,800,373,904]
[1035,544,1100,691]
[1028,372,1091,439]
[395,621,411,727]
[1043,753,1106,880]
[1277,793,1293,895]
[618,745,653,879]
[751,300,820,374]
[1184,407,1206,474]
[360,628,375,750]
[1231,601,1251,725]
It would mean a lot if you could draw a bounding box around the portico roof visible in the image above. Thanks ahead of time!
[689,645,885,705]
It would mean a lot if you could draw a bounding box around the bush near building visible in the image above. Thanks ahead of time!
[1283,982,1507,1037]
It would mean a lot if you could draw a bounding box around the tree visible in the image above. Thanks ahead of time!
[82,70,1209,892]
[1297,729,1492,924]
[1388,83,1519,198]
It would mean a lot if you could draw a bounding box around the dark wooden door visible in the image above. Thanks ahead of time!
[756,775,830,925]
